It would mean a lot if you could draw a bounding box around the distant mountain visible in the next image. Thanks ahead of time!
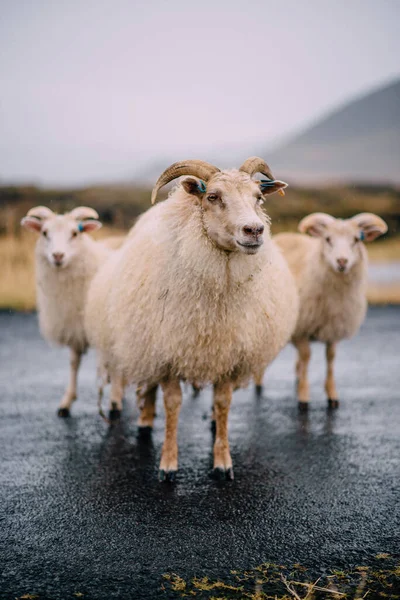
[268,79,400,184]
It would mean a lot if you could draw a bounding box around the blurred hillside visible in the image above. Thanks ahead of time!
[268,79,400,184]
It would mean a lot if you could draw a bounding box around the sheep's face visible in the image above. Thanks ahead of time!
[299,213,388,274]
[182,171,286,255]
[39,217,87,268]
[21,214,101,268]
[318,220,365,274]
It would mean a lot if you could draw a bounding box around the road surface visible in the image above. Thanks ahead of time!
[0,307,399,598]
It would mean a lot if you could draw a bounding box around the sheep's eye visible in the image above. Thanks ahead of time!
[326,236,332,245]
[207,193,219,203]
[42,230,48,238]
[72,231,78,238]
[256,195,264,205]
[354,236,360,244]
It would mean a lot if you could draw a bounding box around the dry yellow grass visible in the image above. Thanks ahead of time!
[162,556,400,599]
[367,283,400,305]
[367,238,400,303]
[0,228,125,311]
[0,233,36,311]
[0,230,399,310]
[366,236,400,262]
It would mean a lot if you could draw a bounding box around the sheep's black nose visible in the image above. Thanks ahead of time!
[243,224,264,237]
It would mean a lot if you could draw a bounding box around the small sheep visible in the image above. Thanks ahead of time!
[85,157,299,480]
[273,212,388,408]
[21,205,114,417]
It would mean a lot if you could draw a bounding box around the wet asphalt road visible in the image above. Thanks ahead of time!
[0,307,399,599]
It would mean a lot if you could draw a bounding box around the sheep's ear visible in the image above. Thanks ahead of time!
[181,176,207,198]
[299,213,336,237]
[21,216,43,233]
[78,220,102,233]
[258,179,288,196]
[350,213,388,242]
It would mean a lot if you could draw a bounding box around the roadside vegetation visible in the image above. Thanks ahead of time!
[162,554,400,599]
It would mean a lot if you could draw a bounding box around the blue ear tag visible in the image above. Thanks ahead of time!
[260,179,276,190]
[197,180,206,193]
[359,230,365,241]
[78,222,85,232]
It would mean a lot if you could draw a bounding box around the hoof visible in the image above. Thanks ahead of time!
[298,401,309,413]
[109,408,121,421]
[213,467,234,481]
[159,469,177,483]
[255,384,263,398]
[328,398,340,409]
[57,407,70,418]
[138,425,153,439]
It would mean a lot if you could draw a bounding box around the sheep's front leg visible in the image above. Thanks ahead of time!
[213,381,234,480]
[137,385,157,432]
[294,338,311,407]
[325,342,339,408]
[159,379,182,482]
[109,373,125,420]
[58,348,82,417]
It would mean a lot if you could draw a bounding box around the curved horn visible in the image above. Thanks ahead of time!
[151,160,220,204]
[350,213,388,241]
[69,206,99,221]
[298,213,336,237]
[350,212,388,232]
[26,206,55,221]
[239,156,274,180]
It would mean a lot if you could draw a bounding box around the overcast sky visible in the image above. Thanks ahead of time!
[0,0,399,186]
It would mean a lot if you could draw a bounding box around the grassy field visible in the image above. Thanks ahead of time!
[1,181,399,309]
[0,228,125,311]
[0,229,399,311]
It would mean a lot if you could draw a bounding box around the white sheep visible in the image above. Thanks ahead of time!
[21,205,115,417]
[85,157,299,481]
[273,212,388,408]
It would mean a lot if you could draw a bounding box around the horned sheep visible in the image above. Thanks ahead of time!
[85,157,299,481]
[21,205,114,416]
[272,212,388,408]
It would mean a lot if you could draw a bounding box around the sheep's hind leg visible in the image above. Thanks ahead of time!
[293,338,311,410]
[137,385,157,435]
[109,373,125,420]
[58,348,82,417]
[96,356,109,401]
[213,381,234,480]
[159,379,182,482]
[254,367,265,397]
[295,358,301,381]
[192,383,201,398]
[210,400,216,433]
[325,342,339,408]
